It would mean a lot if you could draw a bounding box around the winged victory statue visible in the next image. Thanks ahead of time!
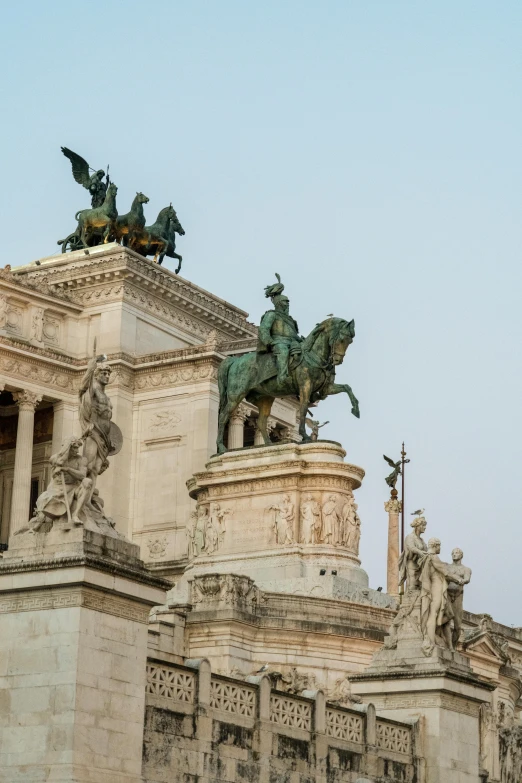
[61,147,109,208]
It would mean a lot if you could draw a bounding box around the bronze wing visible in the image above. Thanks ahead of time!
[61,147,92,189]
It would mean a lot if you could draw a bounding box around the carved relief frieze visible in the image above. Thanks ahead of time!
[0,351,75,391]
[0,586,150,623]
[135,361,219,391]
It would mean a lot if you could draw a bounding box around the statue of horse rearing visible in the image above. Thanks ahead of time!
[216,317,359,454]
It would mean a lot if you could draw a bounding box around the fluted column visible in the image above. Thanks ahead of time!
[228,403,251,450]
[384,496,401,598]
[51,400,80,455]
[9,390,42,534]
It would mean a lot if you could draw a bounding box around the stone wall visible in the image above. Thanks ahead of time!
[142,659,421,783]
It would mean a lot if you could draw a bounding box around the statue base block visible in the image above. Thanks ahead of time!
[4,516,142,571]
[0,526,169,783]
[351,591,495,783]
[172,442,391,606]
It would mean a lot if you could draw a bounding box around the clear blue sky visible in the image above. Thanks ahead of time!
[2,1,521,623]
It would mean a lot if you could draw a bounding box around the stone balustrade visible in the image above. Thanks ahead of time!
[143,658,421,783]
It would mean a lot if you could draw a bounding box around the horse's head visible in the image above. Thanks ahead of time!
[107,183,118,198]
[169,208,185,236]
[328,317,355,366]
[135,192,149,205]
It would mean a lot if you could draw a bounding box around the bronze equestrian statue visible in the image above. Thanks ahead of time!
[216,275,359,454]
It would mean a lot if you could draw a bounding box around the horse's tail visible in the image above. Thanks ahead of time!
[75,210,82,221]
[218,356,234,415]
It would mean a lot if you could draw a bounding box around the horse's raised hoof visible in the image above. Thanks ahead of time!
[351,406,360,419]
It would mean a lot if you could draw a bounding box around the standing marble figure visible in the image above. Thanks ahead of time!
[447,547,472,648]
[399,515,428,591]
[419,538,466,656]
[78,344,123,517]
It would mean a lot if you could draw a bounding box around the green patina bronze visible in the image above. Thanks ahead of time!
[58,147,185,270]
[216,275,359,453]
[113,192,149,246]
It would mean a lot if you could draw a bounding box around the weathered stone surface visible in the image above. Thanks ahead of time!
[0,527,168,783]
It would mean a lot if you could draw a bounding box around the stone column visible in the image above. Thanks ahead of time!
[51,399,79,455]
[9,389,41,534]
[228,403,251,449]
[384,496,401,598]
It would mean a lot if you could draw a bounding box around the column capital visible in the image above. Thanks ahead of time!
[230,402,252,423]
[12,389,42,411]
[385,498,402,514]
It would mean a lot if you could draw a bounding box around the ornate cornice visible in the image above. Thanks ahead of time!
[16,246,256,340]
[1,265,79,307]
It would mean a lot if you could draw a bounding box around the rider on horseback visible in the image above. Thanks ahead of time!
[257,274,303,386]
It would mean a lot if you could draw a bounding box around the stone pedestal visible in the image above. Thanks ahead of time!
[0,526,169,783]
[172,441,389,607]
[350,626,495,783]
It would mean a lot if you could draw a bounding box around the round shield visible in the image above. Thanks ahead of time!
[108,422,123,456]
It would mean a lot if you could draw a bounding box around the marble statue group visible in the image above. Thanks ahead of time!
[20,343,123,535]
[387,512,472,656]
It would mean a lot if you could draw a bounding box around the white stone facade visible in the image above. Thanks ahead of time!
[1,249,522,783]
[0,246,297,569]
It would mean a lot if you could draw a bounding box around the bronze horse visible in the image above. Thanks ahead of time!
[216,317,359,454]
[113,192,149,246]
[129,205,184,267]
[57,183,118,253]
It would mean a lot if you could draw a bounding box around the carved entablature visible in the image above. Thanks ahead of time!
[16,246,257,341]
[0,345,76,393]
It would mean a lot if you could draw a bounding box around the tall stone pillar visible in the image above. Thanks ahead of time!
[9,389,42,534]
[384,496,401,598]
[228,403,250,449]
[51,398,80,454]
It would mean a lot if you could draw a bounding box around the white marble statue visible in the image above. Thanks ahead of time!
[399,515,428,591]
[23,437,92,531]
[345,502,361,555]
[447,547,472,648]
[339,494,354,546]
[270,494,295,545]
[300,494,321,544]
[194,506,208,555]
[29,307,44,343]
[204,515,219,554]
[419,538,467,656]
[321,494,339,546]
